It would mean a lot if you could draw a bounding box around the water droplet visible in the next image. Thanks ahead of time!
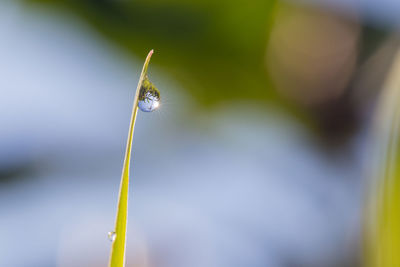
[138,78,160,112]
[108,231,116,241]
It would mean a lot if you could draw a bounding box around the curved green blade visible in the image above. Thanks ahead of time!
[108,50,154,267]
[365,50,400,267]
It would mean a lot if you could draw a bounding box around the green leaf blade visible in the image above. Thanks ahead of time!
[108,50,154,267]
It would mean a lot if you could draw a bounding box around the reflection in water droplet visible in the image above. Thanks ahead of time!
[138,78,160,112]
[108,231,116,241]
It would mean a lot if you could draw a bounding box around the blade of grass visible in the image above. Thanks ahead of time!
[365,48,400,267]
[108,50,154,267]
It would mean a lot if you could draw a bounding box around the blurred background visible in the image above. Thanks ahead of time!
[1,0,400,266]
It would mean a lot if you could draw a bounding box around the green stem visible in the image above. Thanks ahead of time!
[108,50,154,267]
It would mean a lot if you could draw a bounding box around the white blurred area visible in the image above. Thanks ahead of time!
[0,1,369,267]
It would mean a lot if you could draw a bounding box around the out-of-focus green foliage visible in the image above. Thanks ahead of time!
[26,0,278,106]
[365,50,400,267]
[23,0,388,142]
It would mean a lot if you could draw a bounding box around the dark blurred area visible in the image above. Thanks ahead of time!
[1,0,400,266]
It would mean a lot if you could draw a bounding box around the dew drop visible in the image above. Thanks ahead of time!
[108,231,116,241]
[138,78,160,112]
